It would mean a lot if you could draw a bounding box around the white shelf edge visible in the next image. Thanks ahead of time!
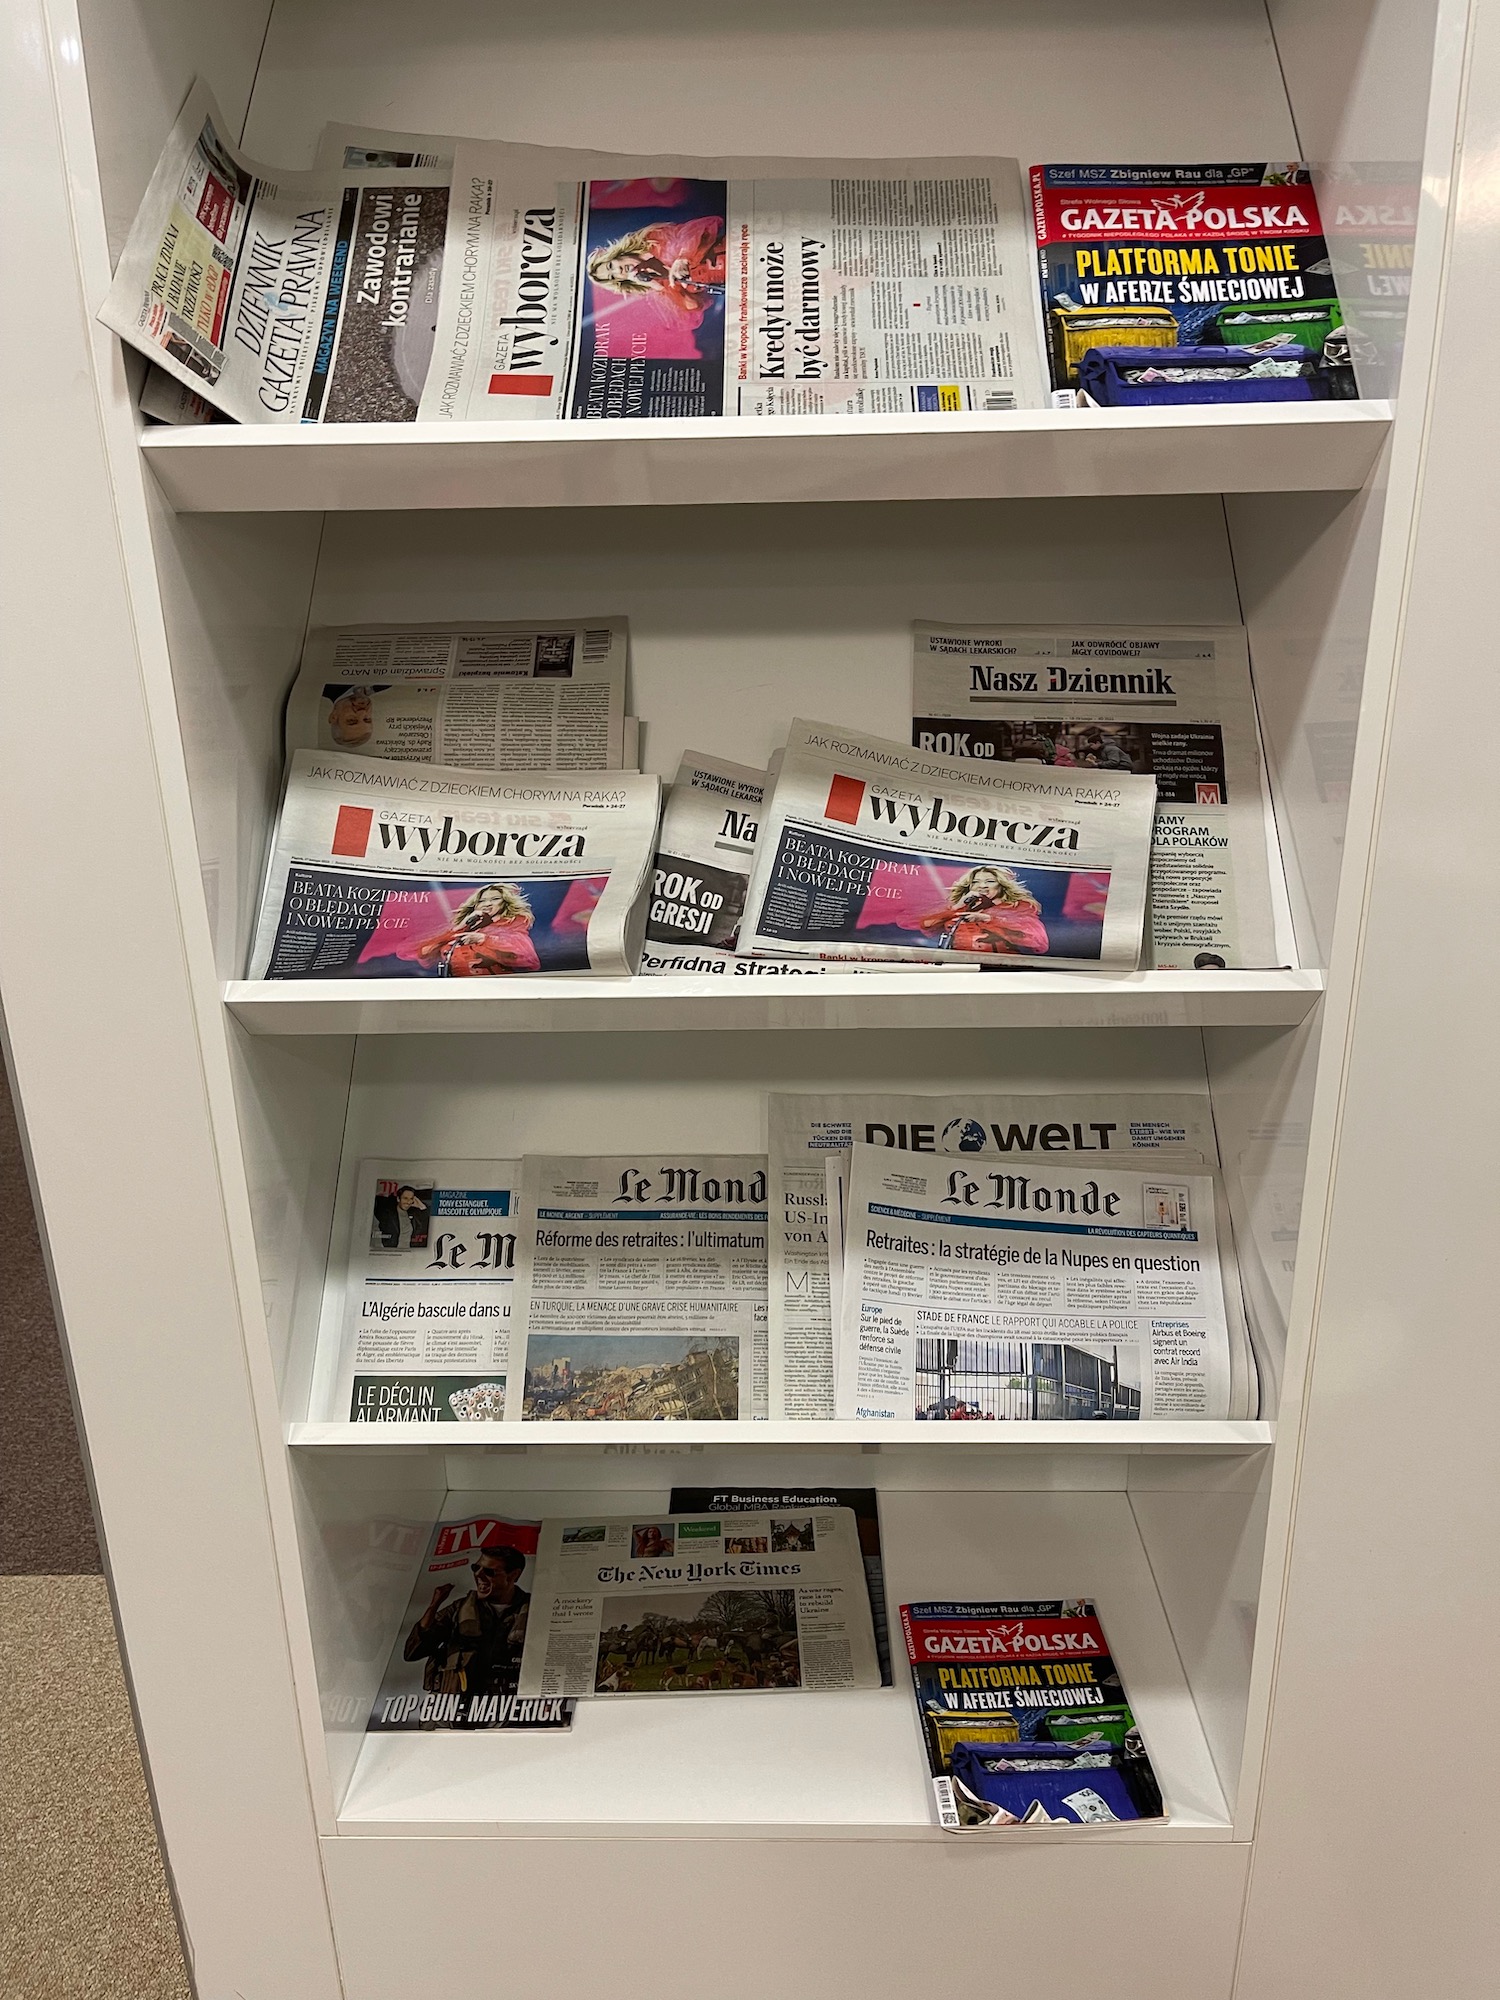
[140,402,1393,512]
[225,968,1324,1035]
[287,1419,1274,1450]
[331,1812,1236,1844]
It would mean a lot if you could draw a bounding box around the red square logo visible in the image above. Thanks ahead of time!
[332,804,373,857]
[488,374,554,397]
[824,774,865,825]
[1196,783,1222,805]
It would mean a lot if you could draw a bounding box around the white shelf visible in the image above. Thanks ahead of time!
[289,1420,1273,1451]
[227,968,1323,1035]
[335,1488,1233,1838]
[142,405,1391,514]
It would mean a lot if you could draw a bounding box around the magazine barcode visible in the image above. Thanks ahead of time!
[982,392,1016,410]
[934,1777,960,1829]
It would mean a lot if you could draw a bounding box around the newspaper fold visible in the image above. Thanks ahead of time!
[517,1507,881,1697]
[511,1155,768,1419]
[247,751,659,979]
[833,1142,1234,1421]
[99,83,450,423]
[912,623,1278,968]
[739,720,1157,969]
[286,619,631,771]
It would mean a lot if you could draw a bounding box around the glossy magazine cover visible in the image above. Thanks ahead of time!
[900,1599,1165,1829]
[1030,163,1353,402]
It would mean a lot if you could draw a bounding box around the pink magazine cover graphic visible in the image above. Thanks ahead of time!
[355,878,604,976]
[854,858,1110,958]
[570,178,728,418]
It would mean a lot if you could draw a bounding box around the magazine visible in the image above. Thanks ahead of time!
[246,751,660,980]
[1031,163,1352,404]
[901,1600,1164,1829]
[670,1484,892,1684]
[912,622,1279,968]
[368,1512,572,1732]
[738,720,1156,970]
[99,82,450,423]
[511,1155,767,1420]
[833,1142,1234,1421]
[766,1089,1225,1420]
[311,1157,517,1423]
[285,619,631,772]
[517,1506,881,1697]
[424,143,1045,421]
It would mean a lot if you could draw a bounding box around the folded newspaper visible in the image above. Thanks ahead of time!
[369,1512,572,1733]
[426,143,1046,420]
[912,623,1279,969]
[311,1156,518,1423]
[738,721,1157,969]
[247,751,659,979]
[99,83,450,423]
[641,751,963,977]
[511,1155,768,1419]
[765,1089,1257,1420]
[640,751,765,972]
[832,1142,1234,1420]
[105,89,1048,425]
[517,1507,881,1697]
[285,619,632,772]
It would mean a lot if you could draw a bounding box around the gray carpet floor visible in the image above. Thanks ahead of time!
[0,1060,191,1997]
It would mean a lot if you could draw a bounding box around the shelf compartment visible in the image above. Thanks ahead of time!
[140,405,1392,515]
[289,1420,1273,1451]
[333,1487,1233,1839]
[227,969,1323,1036]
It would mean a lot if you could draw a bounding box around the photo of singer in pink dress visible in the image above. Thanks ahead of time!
[572,179,728,419]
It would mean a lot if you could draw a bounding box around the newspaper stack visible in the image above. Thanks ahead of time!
[517,1507,882,1697]
[311,1156,520,1425]
[640,752,963,979]
[286,619,640,774]
[739,720,1158,970]
[102,85,1049,425]
[509,1154,768,1419]
[911,623,1279,969]
[826,1141,1244,1421]
[767,1089,1260,1420]
[247,751,660,979]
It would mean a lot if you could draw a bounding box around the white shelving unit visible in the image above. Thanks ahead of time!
[6,0,1498,1997]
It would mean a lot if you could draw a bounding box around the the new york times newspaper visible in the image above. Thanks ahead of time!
[739,721,1156,970]
[100,83,450,422]
[310,1155,519,1424]
[833,1143,1234,1421]
[511,1155,768,1421]
[912,623,1279,969]
[368,1511,571,1733]
[764,1089,1256,1422]
[285,619,631,771]
[247,751,659,979]
[423,141,1045,421]
[517,1507,880,1698]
